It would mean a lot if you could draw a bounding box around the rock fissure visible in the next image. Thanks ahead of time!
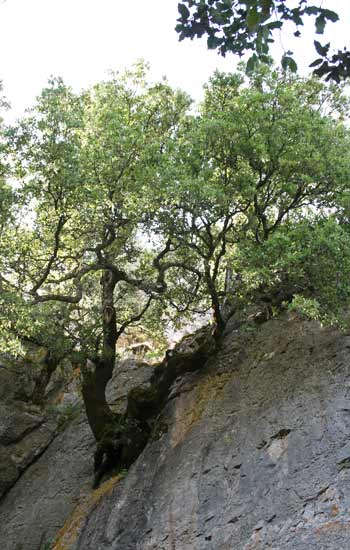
[93,325,217,487]
[1,417,46,447]
[0,421,58,504]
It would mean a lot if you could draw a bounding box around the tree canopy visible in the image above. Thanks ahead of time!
[176,1,350,82]
[2,63,350,478]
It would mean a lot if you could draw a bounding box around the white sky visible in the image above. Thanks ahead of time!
[0,0,349,121]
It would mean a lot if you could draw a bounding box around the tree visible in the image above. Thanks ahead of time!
[2,64,350,482]
[176,1,350,82]
[235,215,350,326]
[3,65,192,461]
[0,83,18,356]
[155,65,350,339]
[0,81,11,232]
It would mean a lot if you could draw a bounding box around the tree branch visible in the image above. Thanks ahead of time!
[31,214,67,294]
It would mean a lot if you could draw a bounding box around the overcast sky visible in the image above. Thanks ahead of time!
[0,0,349,121]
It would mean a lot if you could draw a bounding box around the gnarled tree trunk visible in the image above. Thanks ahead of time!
[31,351,60,406]
[81,269,118,442]
[204,264,225,342]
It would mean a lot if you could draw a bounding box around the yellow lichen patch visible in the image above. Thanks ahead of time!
[170,372,234,448]
[52,475,121,550]
[189,372,234,427]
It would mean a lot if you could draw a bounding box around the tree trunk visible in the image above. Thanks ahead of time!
[81,269,118,442]
[31,352,59,406]
[81,358,115,441]
[204,265,225,342]
[221,265,233,322]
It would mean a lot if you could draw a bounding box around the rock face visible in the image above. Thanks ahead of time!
[2,313,350,549]
[0,360,95,550]
[0,363,58,501]
[73,313,350,550]
[0,357,153,550]
[0,412,95,550]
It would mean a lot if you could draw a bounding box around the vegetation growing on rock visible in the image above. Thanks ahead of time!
[1,62,350,481]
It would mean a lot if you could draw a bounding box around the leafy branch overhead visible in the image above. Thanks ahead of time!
[176,1,350,82]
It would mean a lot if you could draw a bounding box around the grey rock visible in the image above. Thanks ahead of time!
[0,359,37,402]
[106,358,154,412]
[74,313,350,550]
[3,313,350,549]
[337,443,350,466]
[0,446,18,498]
[0,357,155,550]
[0,402,56,500]
[10,416,57,470]
[0,412,95,550]
[0,402,44,445]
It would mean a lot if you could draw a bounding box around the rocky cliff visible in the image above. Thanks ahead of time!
[2,312,350,549]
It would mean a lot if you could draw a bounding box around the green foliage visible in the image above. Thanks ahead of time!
[55,400,83,429]
[40,536,56,550]
[2,63,191,362]
[1,63,350,410]
[288,296,321,321]
[236,217,350,327]
[154,66,350,331]
[176,1,350,82]
[119,468,129,478]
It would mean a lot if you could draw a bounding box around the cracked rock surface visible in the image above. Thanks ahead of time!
[0,366,58,501]
[0,412,95,550]
[0,357,152,550]
[0,361,93,550]
[2,313,350,549]
[73,313,350,549]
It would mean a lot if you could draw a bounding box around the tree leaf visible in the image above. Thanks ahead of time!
[246,53,258,73]
[313,61,330,77]
[261,0,273,16]
[314,40,330,57]
[305,6,321,16]
[268,21,283,30]
[178,3,190,20]
[247,8,260,30]
[281,55,297,72]
[309,58,323,68]
[207,35,221,49]
[211,8,226,25]
[321,9,339,23]
[315,15,326,35]
[288,58,298,72]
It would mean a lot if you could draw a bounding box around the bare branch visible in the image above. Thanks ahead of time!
[31,214,67,294]
[115,295,153,340]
